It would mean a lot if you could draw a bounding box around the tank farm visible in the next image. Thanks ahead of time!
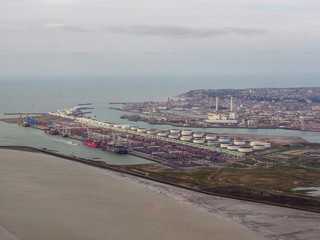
[32,111,275,168]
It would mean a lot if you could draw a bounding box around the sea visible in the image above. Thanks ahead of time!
[0,74,319,165]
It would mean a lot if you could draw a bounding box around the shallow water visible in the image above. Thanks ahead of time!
[0,149,264,240]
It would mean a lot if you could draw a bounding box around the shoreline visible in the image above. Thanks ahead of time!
[1,145,319,214]
[1,147,320,240]
[0,117,310,146]
[1,116,319,134]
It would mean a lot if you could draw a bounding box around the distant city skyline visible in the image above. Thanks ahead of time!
[1,0,320,77]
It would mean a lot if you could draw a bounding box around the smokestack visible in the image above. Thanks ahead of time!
[216,97,219,112]
[231,97,233,112]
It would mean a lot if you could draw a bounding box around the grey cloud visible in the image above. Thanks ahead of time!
[46,43,61,49]
[43,24,91,32]
[103,25,266,38]
[60,25,90,32]
[248,51,320,56]
[144,51,205,56]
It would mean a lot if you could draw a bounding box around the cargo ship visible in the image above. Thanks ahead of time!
[102,143,128,154]
[45,128,59,135]
[83,139,101,148]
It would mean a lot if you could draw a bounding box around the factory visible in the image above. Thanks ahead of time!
[206,97,238,124]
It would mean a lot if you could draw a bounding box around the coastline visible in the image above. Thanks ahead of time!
[1,145,320,213]
[1,148,319,240]
[1,116,318,136]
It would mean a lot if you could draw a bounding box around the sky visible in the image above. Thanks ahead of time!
[0,0,320,77]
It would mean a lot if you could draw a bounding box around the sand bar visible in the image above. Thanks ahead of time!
[0,149,264,240]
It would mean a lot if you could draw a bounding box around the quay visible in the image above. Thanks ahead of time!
[76,118,244,157]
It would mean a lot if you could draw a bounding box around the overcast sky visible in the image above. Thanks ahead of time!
[1,0,319,77]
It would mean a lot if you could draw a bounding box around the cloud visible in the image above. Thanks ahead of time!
[144,51,204,56]
[43,24,90,32]
[39,24,266,38]
[103,25,266,38]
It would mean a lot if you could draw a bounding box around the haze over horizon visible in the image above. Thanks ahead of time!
[1,0,320,77]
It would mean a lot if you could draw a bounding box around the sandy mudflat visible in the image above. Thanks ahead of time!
[0,149,264,240]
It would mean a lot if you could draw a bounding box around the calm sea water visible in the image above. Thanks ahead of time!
[0,75,319,164]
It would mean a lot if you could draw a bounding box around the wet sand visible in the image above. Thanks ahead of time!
[0,149,263,240]
[116,173,320,240]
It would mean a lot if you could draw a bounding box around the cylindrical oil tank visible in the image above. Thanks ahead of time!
[220,143,231,148]
[147,129,157,135]
[130,126,139,131]
[253,145,266,150]
[205,134,217,140]
[207,141,219,146]
[137,128,147,133]
[219,137,231,143]
[227,145,239,151]
[181,130,193,136]
[121,125,131,130]
[113,124,122,128]
[170,129,181,134]
[193,138,205,144]
[157,131,168,137]
[168,134,180,139]
[234,139,246,145]
[260,142,271,148]
[238,146,253,153]
[250,141,261,146]
[193,131,204,138]
[180,135,192,141]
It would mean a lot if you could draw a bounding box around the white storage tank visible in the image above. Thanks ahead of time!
[219,137,231,143]
[181,130,193,136]
[250,141,261,146]
[227,145,239,151]
[220,143,231,148]
[238,146,253,153]
[205,134,217,140]
[253,145,266,150]
[168,134,180,139]
[114,124,122,128]
[170,129,181,134]
[122,125,131,130]
[180,135,192,141]
[137,128,147,133]
[130,126,139,131]
[157,131,168,137]
[147,129,157,135]
[193,138,205,144]
[193,131,204,138]
[260,142,271,148]
[207,141,219,146]
[234,139,246,145]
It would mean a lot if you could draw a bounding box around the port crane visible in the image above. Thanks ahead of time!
[4,112,43,127]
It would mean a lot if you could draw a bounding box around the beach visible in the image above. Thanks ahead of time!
[0,149,264,240]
